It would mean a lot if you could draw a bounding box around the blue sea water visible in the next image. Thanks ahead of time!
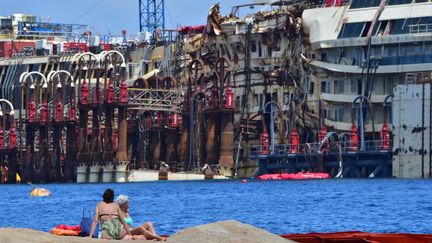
[0,179,431,235]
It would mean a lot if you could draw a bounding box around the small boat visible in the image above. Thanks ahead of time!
[257,172,330,180]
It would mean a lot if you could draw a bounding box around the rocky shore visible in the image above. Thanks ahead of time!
[0,220,294,243]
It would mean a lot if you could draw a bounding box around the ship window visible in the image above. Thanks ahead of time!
[329,109,335,120]
[376,21,388,36]
[235,42,244,54]
[350,79,358,94]
[388,0,412,5]
[321,53,327,61]
[253,94,259,107]
[338,22,365,39]
[425,43,432,55]
[321,81,329,93]
[357,79,363,95]
[383,45,398,56]
[257,41,262,57]
[338,109,345,122]
[332,110,338,121]
[334,80,339,93]
[400,45,422,56]
[268,46,273,57]
[371,46,383,59]
[350,0,380,9]
[415,0,428,2]
[283,92,291,104]
[308,82,314,95]
[272,92,278,102]
[250,41,257,53]
[260,94,264,109]
[391,18,421,35]
[334,80,345,94]
[361,22,372,37]
[384,77,394,93]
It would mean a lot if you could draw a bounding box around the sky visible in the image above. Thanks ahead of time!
[0,0,254,36]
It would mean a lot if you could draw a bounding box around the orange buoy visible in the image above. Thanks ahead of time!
[30,187,51,197]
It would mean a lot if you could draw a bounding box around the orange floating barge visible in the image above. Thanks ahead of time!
[258,172,330,180]
[281,231,432,243]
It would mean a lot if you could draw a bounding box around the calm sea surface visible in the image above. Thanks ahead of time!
[0,179,431,235]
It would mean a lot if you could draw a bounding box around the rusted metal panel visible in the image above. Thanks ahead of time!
[219,115,234,177]
[205,114,219,165]
[165,131,178,164]
[116,108,128,162]
[179,114,189,164]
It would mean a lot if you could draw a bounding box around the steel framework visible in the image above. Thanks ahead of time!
[127,88,180,112]
[139,0,165,33]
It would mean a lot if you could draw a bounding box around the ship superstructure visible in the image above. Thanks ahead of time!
[302,0,432,178]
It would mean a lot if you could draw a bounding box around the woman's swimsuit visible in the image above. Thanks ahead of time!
[124,216,133,227]
[101,218,123,239]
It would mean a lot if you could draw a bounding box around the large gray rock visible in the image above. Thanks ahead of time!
[167,220,295,243]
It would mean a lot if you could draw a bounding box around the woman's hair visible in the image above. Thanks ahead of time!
[116,195,129,207]
[103,189,114,203]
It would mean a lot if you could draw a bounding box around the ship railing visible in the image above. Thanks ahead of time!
[203,99,237,111]
[249,143,320,157]
[249,140,392,157]
[408,24,432,34]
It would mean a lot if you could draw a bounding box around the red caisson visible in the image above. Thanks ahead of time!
[28,99,36,123]
[0,130,4,148]
[80,81,89,105]
[68,99,76,121]
[380,122,391,150]
[289,128,300,154]
[225,83,234,109]
[318,127,329,152]
[9,128,16,149]
[106,81,115,104]
[40,98,48,122]
[119,80,128,103]
[350,124,359,151]
[260,131,270,155]
[55,100,63,122]
[170,113,180,128]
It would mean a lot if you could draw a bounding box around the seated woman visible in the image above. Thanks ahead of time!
[89,189,132,240]
[116,195,165,241]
